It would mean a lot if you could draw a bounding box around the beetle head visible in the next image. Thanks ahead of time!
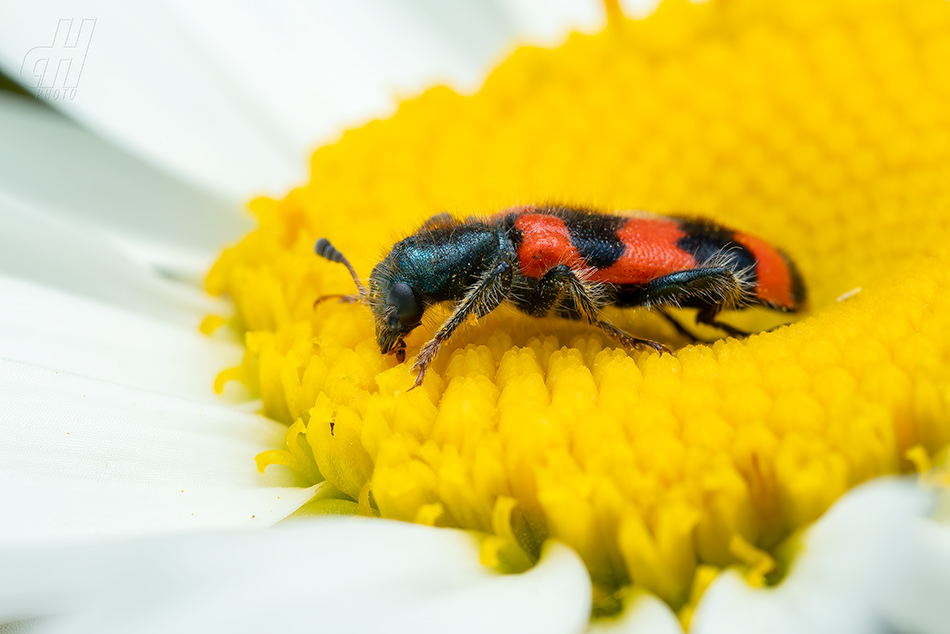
[368,262,425,356]
[313,237,424,362]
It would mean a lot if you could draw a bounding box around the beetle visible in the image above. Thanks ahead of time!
[314,204,807,388]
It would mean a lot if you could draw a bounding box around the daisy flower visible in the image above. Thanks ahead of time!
[2,1,950,633]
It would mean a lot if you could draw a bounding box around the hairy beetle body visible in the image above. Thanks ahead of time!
[316,205,807,387]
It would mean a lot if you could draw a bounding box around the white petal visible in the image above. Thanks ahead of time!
[0,358,315,546]
[0,1,591,198]
[496,0,605,46]
[0,519,592,634]
[0,192,227,327]
[586,591,683,634]
[692,477,950,634]
[0,92,250,278]
[0,273,242,403]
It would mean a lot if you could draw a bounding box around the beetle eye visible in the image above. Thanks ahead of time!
[387,282,423,327]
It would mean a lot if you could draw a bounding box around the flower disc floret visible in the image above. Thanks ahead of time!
[208,0,950,618]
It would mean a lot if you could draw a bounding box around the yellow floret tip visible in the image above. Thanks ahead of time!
[209,0,950,617]
[199,315,226,335]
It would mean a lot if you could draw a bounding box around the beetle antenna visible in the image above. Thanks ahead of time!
[314,238,368,298]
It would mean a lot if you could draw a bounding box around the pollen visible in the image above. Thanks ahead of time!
[207,0,950,620]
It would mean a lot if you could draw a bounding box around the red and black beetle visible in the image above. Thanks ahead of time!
[315,204,807,388]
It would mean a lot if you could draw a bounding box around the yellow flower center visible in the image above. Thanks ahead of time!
[207,0,950,623]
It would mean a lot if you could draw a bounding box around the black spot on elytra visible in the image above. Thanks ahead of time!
[329,421,335,436]
[780,249,808,308]
[676,218,757,277]
[563,211,626,269]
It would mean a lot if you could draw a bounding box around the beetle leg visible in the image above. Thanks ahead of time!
[526,264,671,354]
[644,267,802,339]
[596,320,670,353]
[655,308,701,342]
[695,305,751,338]
[410,260,514,390]
[519,264,600,320]
[619,267,754,339]
[622,267,745,311]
